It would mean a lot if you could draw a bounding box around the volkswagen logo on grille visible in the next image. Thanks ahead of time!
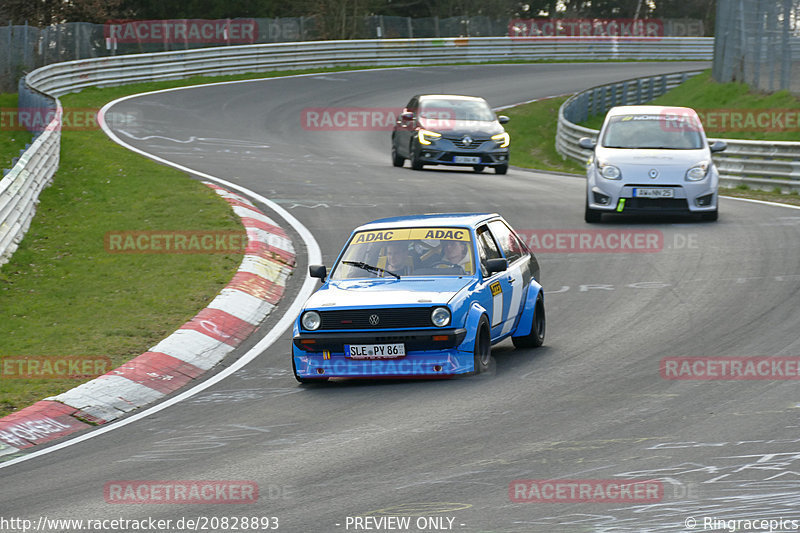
[368,314,380,326]
[461,135,472,146]
[649,169,659,179]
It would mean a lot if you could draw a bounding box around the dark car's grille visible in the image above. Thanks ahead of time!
[444,136,486,149]
[319,308,433,330]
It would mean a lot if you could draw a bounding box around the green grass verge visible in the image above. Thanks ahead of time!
[0,93,34,172]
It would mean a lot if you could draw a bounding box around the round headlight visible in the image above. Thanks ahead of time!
[431,307,451,327]
[600,164,621,180]
[686,164,708,181]
[302,311,321,331]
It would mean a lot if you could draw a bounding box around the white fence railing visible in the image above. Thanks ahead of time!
[1,36,716,266]
[556,71,800,193]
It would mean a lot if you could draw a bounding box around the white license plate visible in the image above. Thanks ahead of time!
[346,343,406,359]
[453,156,481,164]
[634,188,675,198]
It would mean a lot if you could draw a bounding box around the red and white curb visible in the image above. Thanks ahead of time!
[0,183,294,452]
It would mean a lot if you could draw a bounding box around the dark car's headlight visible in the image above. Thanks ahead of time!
[418,129,442,145]
[431,307,451,327]
[301,311,321,330]
[491,132,510,148]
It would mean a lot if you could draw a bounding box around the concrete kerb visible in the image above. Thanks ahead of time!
[0,182,295,453]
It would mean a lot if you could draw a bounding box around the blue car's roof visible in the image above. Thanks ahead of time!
[354,213,498,232]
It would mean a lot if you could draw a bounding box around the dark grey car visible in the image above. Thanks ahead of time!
[391,94,510,174]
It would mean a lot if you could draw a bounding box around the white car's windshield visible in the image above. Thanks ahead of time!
[602,114,704,149]
[331,227,475,279]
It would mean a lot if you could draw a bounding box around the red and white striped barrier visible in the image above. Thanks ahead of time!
[0,183,294,451]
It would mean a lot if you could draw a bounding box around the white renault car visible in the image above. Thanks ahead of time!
[579,105,726,222]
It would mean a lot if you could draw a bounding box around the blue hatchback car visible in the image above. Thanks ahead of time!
[292,213,545,382]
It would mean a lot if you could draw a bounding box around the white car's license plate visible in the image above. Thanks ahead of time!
[346,343,406,359]
[453,156,481,164]
[634,188,675,198]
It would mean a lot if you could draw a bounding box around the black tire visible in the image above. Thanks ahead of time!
[391,144,404,167]
[495,164,508,175]
[292,356,329,384]
[409,141,424,170]
[473,165,485,172]
[585,199,602,223]
[512,291,545,349]
[700,209,718,221]
[473,315,491,374]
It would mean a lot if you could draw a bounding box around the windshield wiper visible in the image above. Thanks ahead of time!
[342,261,401,280]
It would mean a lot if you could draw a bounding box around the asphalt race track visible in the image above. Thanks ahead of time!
[4,62,800,532]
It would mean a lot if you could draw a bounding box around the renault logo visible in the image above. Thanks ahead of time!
[461,135,472,146]
[368,314,380,326]
[648,169,659,179]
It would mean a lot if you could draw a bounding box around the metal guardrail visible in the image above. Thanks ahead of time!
[556,71,800,193]
[0,36,715,266]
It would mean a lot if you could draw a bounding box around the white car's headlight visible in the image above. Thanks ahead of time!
[491,131,510,148]
[418,129,441,145]
[598,162,621,180]
[431,307,451,327]
[301,310,321,330]
[686,162,709,181]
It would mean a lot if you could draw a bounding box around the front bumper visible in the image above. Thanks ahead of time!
[417,138,509,167]
[292,328,472,378]
[587,172,718,214]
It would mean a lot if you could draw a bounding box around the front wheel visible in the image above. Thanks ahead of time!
[473,165,485,172]
[512,291,545,348]
[700,209,718,221]
[495,164,508,175]
[585,198,601,223]
[473,315,491,374]
[409,141,424,170]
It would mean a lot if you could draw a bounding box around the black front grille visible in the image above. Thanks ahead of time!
[444,137,486,149]
[319,307,434,330]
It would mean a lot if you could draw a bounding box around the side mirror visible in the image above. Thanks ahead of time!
[309,265,327,281]
[498,115,510,124]
[400,111,413,122]
[578,137,597,150]
[709,140,727,153]
[485,258,508,274]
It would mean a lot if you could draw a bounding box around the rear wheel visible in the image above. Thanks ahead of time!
[495,164,508,175]
[512,291,545,348]
[473,315,491,374]
[391,144,404,167]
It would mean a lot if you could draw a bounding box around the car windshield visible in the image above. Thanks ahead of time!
[419,99,495,122]
[601,114,704,149]
[330,227,476,280]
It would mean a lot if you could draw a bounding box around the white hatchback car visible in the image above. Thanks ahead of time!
[579,105,726,222]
